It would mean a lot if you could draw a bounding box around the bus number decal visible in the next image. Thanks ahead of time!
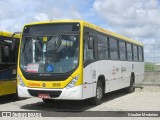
[52,83,61,87]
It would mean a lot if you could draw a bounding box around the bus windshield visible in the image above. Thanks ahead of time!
[20,34,79,74]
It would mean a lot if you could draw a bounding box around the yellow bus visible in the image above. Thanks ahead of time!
[0,31,20,97]
[17,20,144,105]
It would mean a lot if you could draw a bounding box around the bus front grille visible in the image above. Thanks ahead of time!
[28,89,62,98]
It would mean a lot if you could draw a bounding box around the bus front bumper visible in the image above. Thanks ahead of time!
[18,84,83,100]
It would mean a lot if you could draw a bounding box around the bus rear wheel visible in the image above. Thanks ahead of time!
[90,81,104,105]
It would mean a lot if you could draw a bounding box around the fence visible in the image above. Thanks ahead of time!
[140,44,160,85]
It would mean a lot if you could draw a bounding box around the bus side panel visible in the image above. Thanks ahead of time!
[121,61,130,88]
[83,63,95,99]
[2,80,16,95]
[134,62,144,84]
[0,67,17,96]
[96,60,127,92]
[83,60,144,99]
[122,61,144,86]
[83,60,126,99]
[0,81,2,96]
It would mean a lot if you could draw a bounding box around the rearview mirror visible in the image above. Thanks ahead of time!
[11,32,21,51]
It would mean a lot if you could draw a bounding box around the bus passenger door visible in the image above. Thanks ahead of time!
[119,41,129,88]
[83,32,96,99]
[121,61,130,88]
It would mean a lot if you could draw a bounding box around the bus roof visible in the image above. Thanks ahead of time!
[24,20,143,46]
[0,31,20,38]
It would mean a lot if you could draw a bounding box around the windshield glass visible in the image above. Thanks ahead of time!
[20,34,79,73]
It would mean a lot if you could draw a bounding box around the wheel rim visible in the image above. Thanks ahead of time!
[97,86,103,100]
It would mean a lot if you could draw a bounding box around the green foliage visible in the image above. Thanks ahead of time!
[145,62,160,71]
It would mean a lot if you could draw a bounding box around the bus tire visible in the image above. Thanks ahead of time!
[42,99,55,104]
[11,93,19,100]
[125,74,135,93]
[10,88,19,100]
[90,80,104,105]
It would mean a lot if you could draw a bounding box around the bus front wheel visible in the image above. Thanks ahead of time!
[90,80,104,105]
[125,74,135,93]
[42,99,55,104]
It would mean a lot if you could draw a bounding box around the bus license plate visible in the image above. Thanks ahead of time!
[38,94,50,99]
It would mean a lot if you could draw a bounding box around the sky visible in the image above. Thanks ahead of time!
[0,0,160,63]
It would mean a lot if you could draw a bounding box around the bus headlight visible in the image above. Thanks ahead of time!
[17,74,25,87]
[65,75,79,89]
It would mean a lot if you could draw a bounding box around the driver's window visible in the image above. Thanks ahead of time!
[84,36,94,63]
[0,42,11,63]
[0,38,18,64]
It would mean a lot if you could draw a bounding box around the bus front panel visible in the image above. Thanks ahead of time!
[17,22,84,100]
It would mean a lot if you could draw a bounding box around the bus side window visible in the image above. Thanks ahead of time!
[0,44,2,63]
[84,35,95,64]
[97,34,108,60]
[127,43,133,61]
[0,39,17,64]
[119,41,126,60]
[138,46,143,61]
[109,37,118,60]
[1,44,10,62]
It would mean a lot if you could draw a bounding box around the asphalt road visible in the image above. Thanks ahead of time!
[0,86,160,120]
